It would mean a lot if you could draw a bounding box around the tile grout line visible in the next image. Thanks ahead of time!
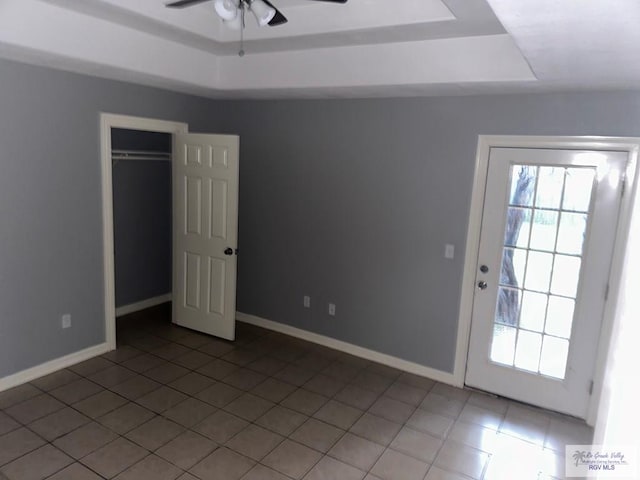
[0,311,591,480]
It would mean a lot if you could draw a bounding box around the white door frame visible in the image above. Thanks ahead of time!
[454,135,640,425]
[99,113,188,350]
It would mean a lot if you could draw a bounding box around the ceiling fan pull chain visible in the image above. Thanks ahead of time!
[238,2,245,57]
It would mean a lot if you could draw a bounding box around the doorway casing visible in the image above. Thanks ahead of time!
[453,135,640,426]
[99,113,188,350]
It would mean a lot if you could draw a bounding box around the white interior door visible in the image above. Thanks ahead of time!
[173,133,239,340]
[466,147,626,418]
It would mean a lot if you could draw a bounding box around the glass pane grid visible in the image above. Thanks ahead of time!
[515,206,592,217]
[515,325,571,342]
[525,248,582,258]
[490,164,595,380]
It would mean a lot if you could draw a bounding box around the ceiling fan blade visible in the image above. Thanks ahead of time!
[263,0,288,26]
[165,0,211,8]
[304,0,348,3]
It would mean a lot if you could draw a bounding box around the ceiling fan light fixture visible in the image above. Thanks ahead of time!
[249,0,276,26]
[214,0,238,21]
[224,12,243,30]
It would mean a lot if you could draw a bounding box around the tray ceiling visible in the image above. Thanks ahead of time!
[0,0,638,98]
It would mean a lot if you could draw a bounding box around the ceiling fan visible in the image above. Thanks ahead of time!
[166,0,348,30]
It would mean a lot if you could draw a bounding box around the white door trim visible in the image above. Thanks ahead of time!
[99,113,188,351]
[453,135,640,425]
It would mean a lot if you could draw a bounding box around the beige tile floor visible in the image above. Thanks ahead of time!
[0,304,592,480]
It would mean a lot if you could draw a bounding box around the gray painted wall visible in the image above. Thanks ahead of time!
[2,55,640,379]
[216,93,640,373]
[111,129,172,308]
[0,58,225,377]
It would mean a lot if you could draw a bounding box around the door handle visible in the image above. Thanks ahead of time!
[477,281,488,290]
[224,247,233,256]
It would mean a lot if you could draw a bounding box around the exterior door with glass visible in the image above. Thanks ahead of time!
[466,147,626,418]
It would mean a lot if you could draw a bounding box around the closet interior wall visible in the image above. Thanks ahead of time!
[111,128,173,309]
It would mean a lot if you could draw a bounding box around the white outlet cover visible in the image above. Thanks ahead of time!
[445,244,455,259]
[303,296,311,308]
[328,303,336,316]
[61,314,72,329]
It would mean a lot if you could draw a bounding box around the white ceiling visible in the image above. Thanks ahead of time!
[0,0,638,98]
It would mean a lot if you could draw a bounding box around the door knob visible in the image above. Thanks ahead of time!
[477,281,488,290]
[224,247,233,256]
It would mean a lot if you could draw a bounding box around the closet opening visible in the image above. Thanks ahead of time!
[101,114,239,346]
[111,128,173,318]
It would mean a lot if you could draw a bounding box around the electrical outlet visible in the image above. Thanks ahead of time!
[61,314,72,329]
[445,244,455,259]
[328,303,336,316]
[303,295,311,308]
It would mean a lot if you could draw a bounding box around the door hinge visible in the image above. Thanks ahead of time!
[604,283,610,301]
[589,380,594,395]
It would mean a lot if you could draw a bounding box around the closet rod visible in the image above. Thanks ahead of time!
[112,156,172,161]
[112,149,172,165]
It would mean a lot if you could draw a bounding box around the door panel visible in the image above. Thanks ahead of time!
[173,133,239,340]
[185,177,202,235]
[185,252,201,309]
[466,148,626,418]
[208,257,226,315]
[210,179,228,239]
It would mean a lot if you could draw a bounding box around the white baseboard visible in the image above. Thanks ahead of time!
[236,312,458,387]
[116,293,172,317]
[0,342,112,392]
